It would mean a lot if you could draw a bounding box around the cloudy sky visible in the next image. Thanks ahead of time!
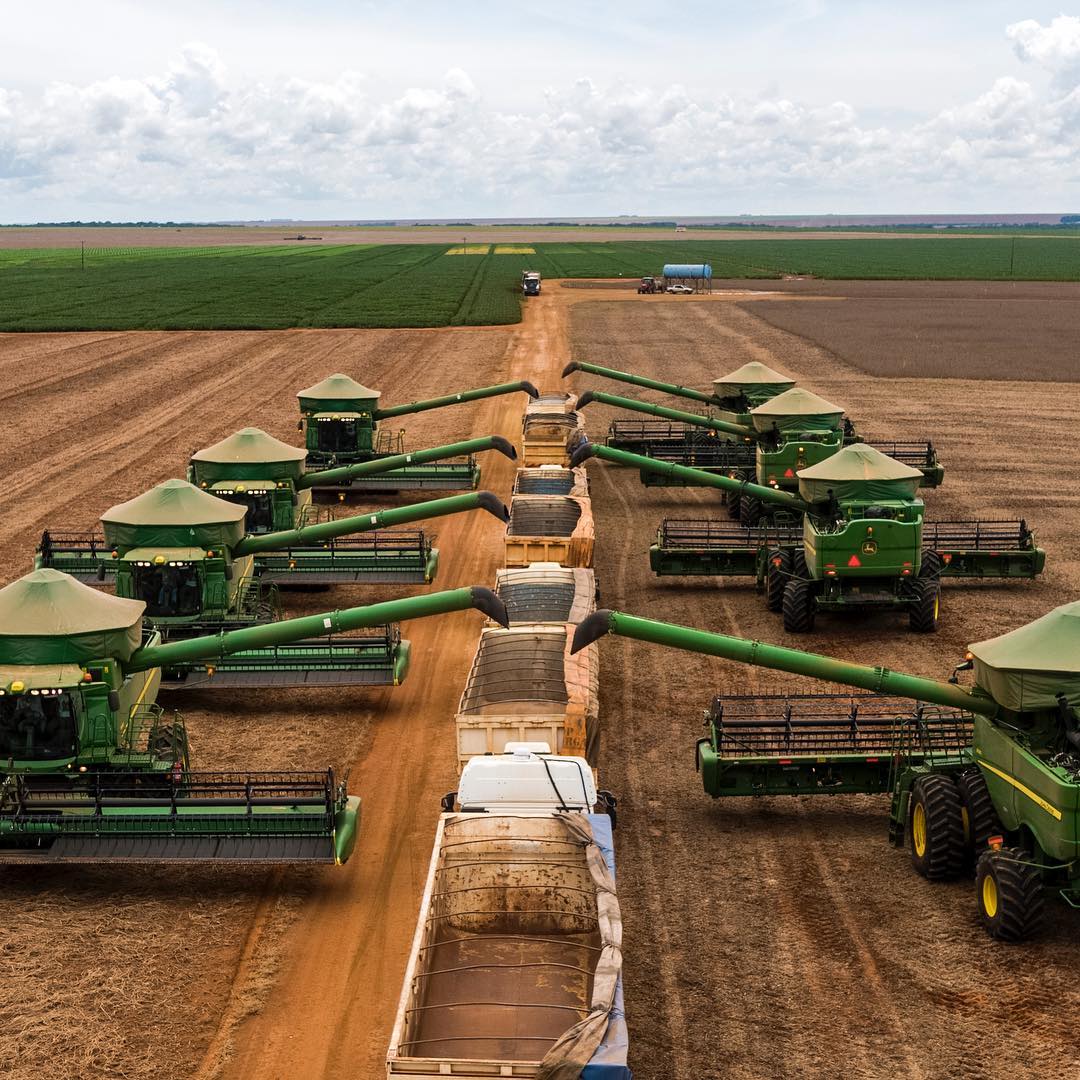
[3,2,1080,220]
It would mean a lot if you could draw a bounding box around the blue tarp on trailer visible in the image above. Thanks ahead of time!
[583,813,633,1080]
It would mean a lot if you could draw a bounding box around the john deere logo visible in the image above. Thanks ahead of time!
[861,540,878,555]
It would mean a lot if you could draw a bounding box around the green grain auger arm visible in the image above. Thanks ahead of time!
[0,569,507,865]
[572,606,1080,941]
[296,373,537,491]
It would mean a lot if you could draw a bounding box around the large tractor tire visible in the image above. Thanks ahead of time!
[975,846,1045,942]
[149,722,191,769]
[920,550,943,579]
[909,578,940,634]
[724,489,741,520]
[765,549,792,612]
[782,579,815,633]
[909,774,966,881]
[740,495,763,528]
[792,548,809,579]
[956,768,1002,867]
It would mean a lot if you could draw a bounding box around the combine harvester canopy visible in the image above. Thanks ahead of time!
[39,479,508,688]
[185,427,516,583]
[0,568,506,863]
[573,441,1043,632]
[387,746,627,1077]
[296,372,537,492]
[572,605,1080,940]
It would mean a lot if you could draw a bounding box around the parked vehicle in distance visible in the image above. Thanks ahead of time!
[665,283,694,294]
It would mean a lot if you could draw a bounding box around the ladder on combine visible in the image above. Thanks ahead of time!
[696,693,973,798]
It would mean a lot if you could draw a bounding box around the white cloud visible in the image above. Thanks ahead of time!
[4,21,1080,220]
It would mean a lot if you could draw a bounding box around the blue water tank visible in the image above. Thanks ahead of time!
[663,263,712,279]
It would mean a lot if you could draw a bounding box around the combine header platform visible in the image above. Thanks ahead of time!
[296,373,537,493]
[572,604,1080,940]
[0,569,506,863]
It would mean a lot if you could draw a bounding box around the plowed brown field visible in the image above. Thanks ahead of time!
[1,287,1077,1080]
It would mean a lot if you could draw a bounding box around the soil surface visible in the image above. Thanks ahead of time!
[1,287,1077,1080]
[567,299,1080,1080]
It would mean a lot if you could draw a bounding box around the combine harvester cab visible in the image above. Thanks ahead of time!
[38,478,509,688]
[572,605,1080,942]
[296,373,537,493]
[0,569,506,864]
[573,441,1044,633]
[387,746,628,1077]
[186,427,517,585]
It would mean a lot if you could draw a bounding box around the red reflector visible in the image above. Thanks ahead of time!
[778,759,792,766]
[865,757,879,764]
[783,468,795,478]
[847,555,861,567]
[942,553,952,563]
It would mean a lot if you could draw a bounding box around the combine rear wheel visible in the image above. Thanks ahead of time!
[782,579,815,633]
[909,775,965,880]
[909,578,940,633]
[975,846,1045,941]
[765,549,792,612]
[956,768,1001,867]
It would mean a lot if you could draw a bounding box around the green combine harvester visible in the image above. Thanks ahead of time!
[37,479,509,687]
[0,568,506,863]
[565,360,943,497]
[40,433,517,588]
[571,605,1080,941]
[297,373,538,493]
[572,441,1043,632]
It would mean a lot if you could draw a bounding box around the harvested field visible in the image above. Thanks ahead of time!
[566,298,1080,1079]
[0,322,519,1080]
[740,290,1080,381]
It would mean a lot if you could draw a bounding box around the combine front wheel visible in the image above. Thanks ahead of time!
[909,775,965,880]
[975,846,1045,942]
[956,768,1002,867]
[740,495,763,527]
[724,489,741,520]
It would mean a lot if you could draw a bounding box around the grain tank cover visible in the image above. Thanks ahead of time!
[712,362,795,405]
[0,568,144,665]
[101,479,248,553]
[191,427,307,484]
[750,387,845,434]
[297,373,381,414]
[968,601,1080,711]
[797,444,922,503]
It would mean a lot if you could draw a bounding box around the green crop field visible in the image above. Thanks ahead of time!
[0,237,1078,331]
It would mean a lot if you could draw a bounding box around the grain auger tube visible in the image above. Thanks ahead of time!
[570,441,1043,632]
[0,569,507,864]
[36,480,510,687]
[296,373,537,491]
[571,605,1080,941]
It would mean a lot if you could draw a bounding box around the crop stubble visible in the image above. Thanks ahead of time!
[0,324,514,1080]
[566,297,1080,1079]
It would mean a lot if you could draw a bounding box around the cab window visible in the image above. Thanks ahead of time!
[0,692,78,760]
[131,563,202,617]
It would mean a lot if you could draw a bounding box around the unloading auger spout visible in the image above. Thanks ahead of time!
[570,609,994,715]
[231,491,509,557]
[372,381,540,420]
[295,436,516,488]
[126,587,509,673]
[570,440,813,513]
[563,361,720,406]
